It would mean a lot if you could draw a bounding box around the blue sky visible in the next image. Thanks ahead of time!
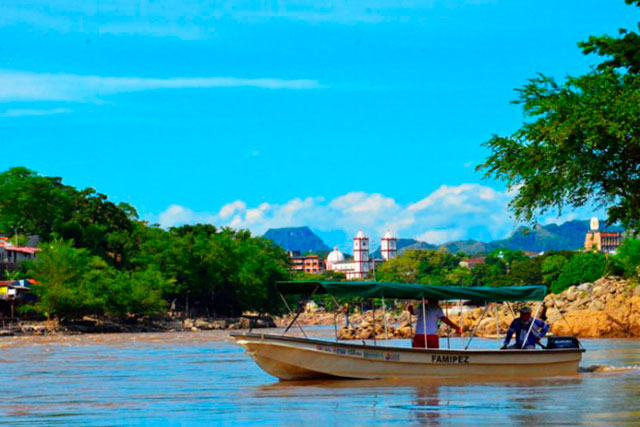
[1,1,637,249]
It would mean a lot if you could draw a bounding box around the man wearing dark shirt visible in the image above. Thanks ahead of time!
[501,306,549,350]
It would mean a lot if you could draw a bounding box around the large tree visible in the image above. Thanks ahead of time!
[478,0,640,232]
[0,167,138,266]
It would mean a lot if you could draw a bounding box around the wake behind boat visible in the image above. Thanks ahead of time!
[232,281,585,380]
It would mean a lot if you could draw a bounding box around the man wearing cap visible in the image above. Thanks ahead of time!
[501,306,550,350]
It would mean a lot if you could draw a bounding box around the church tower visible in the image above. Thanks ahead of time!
[353,230,370,279]
[380,230,397,261]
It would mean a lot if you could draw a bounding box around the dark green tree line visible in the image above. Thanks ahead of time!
[0,167,291,319]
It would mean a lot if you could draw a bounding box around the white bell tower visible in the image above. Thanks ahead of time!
[381,230,397,261]
[353,230,370,279]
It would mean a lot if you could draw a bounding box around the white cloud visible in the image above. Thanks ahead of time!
[218,200,247,220]
[0,1,498,38]
[0,107,72,117]
[158,204,209,228]
[415,229,466,244]
[0,70,324,103]
[155,184,520,246]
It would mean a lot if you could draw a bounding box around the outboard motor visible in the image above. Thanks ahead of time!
[547,336,581,349]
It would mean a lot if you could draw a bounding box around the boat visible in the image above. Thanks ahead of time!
[231,281,585,381]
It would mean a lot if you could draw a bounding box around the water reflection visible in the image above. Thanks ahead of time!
[412,383,441,425]
[0,332,637,425]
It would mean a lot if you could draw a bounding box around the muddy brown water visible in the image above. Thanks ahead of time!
[0,327,638,425]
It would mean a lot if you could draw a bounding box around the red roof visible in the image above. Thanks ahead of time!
[0,279,39,288]
[4,246,39,254]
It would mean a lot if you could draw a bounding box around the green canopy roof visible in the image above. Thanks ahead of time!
[277,281,546,302]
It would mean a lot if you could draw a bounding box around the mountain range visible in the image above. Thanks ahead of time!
[264,220,623,256]
[264,226,331,253]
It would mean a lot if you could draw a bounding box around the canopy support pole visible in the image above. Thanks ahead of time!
[330,296,340,341]
[495,304,500,341]
[279,292,308,338]
[422,298,428,349]
[506,301,517,318]
[372,299,377,346]
[521,302,543,349]
[459,300,464,348]
[445,301,451,349]
[282,284,319,337]
[382,297,389,343]
[465,303,490,350]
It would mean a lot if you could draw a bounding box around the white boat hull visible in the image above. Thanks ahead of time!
[231,332,584,381]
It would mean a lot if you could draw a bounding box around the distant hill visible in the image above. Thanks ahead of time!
[373,238,437,258]
[265,220,623,258]
[264,227,330,253]
[440,219,624,255]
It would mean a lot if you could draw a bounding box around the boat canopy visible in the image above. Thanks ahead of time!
[277,281,546,302]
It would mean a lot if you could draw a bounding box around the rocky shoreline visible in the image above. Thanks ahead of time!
[2,276,637,338]
[0,315,276,337]
[277,276,640,340]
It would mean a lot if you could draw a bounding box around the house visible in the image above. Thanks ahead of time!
[288,252,325,274]
[459,257,486,269]
[0,238,39,263]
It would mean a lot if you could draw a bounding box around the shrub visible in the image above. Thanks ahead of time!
[550,252,606,294]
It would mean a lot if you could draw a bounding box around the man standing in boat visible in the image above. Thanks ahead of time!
[501,306,550,349]
[407,300,462,349]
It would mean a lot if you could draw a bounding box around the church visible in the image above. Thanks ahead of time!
[326,230,397,280]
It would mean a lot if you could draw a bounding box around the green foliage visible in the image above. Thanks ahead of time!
[478,1,640,232]
[295,270,346,282]
[24,239,172,319]
[133,224,291,317]
[3,269,23,281]
[610,239,640,280]
[541,255,570,287]
[377,249,463,285]
[0,167,137,266]
[0,168,292,318]
[550,253,607,294]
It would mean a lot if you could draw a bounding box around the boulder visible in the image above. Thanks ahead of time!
[577,282,594,293]
[588,300,605,311]
[565,286,579,301]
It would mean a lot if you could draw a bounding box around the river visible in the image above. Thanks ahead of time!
[0,328,638,425]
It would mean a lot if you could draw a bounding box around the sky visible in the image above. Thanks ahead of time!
[1,1,638,250]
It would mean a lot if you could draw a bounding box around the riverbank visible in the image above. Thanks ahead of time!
[277,276,640,340]
[3,276,637,338]
[0,315,276,336]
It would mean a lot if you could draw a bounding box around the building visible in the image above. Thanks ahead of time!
[380,230,398,261]
[459,257,486,269]
[584,217,624,253]
[325,230,397,280]
[288,251,325,274]
[0,238,39,264]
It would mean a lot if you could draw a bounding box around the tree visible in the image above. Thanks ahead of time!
[25,239,107,319]
[550,252,606,294]
[509,256,544,286]
[478,0,640,232]
[25,239,172,319]
[133,224,290,316]
[611,238,640,279]
[541,254,570,287]
[0,167,138,266]
[377,249,462,284]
